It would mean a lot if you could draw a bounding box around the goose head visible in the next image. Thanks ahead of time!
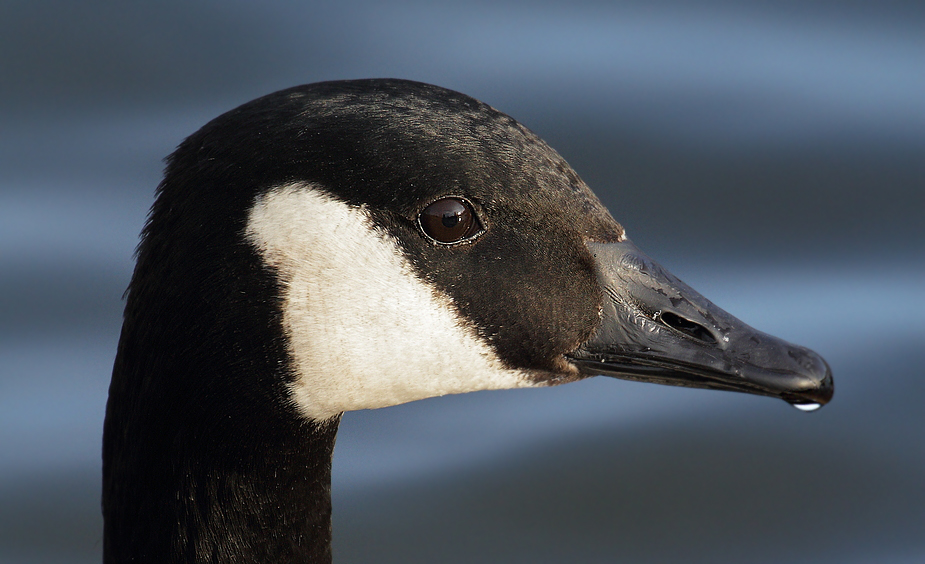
[103,79,832,562]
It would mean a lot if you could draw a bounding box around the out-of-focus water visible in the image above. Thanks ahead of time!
[1,1,923,562]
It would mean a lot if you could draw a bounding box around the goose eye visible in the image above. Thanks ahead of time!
[418,198,482,244]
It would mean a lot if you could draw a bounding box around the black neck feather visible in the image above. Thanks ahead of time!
[103,154,340,561]
[104,277,341,562]
[103,401,339,563]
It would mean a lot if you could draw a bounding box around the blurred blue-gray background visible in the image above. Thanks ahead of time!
[1,1,923,562]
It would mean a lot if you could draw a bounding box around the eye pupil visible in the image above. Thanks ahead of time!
[418,197,482,244]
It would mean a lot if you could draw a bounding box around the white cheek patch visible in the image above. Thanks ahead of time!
[245,183,535,421]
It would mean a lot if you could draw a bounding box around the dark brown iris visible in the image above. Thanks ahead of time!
[418,197,482,244]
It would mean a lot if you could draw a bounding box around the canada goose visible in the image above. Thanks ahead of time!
[103,79,833,563]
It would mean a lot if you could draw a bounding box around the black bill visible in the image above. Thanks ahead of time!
[567,241,834,410]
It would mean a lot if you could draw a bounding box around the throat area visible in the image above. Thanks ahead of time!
[104,410,342,564]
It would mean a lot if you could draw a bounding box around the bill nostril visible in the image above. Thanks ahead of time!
[659,312,718,345]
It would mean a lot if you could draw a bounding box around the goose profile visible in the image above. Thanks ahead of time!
[103,79,833,563]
